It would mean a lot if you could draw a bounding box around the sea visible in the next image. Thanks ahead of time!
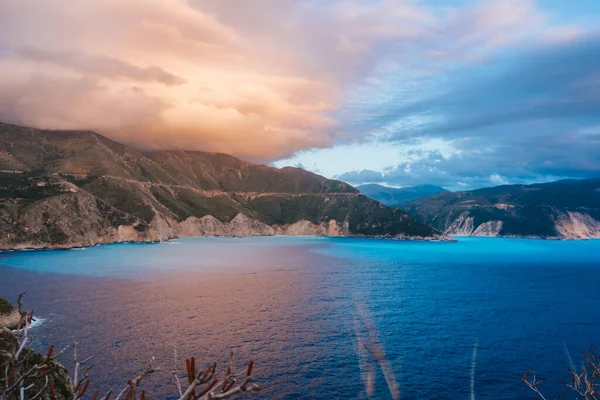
[0,236,599,399]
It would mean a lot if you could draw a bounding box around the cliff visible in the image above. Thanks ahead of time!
[0,298,19,330]
[0,122,446,249]
[403,178,600,239]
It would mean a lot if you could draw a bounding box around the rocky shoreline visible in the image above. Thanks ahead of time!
[0,310,20,330]
[451,234,588,240]
[4,227,596,252]
[0,232,453,252]
[403,179,600,240]
[0,213,454,251]
[0,297,20,330]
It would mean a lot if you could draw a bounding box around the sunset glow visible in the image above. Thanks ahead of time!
[2,0,600,188]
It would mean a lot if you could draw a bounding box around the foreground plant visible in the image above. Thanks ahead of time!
[0,293,261,400]
[522,348,600,400]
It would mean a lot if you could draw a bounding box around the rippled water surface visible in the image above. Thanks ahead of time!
[1,237,599,399]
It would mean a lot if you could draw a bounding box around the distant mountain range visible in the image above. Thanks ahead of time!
[403,179,600,239]
[357,184,448,206]
[0,122,445,249]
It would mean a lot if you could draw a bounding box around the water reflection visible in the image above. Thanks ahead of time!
[354,303,400,399]
[0,239,364,398]
[1,237,600,399]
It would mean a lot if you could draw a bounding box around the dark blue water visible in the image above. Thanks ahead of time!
[1,237,599,399]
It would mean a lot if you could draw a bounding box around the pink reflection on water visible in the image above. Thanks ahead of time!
[354,303,401,399]
[6,241,355,398]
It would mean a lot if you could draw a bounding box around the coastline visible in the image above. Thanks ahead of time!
[450,234,600,240]
[0,309,20,330]
[0,232,454,252]
[3,231,598,253]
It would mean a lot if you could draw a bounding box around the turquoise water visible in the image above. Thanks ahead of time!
[0,237,599,399]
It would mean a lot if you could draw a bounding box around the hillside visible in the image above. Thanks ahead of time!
[0,122,445,249]
[357,184,448,206]
[403,179,600,239]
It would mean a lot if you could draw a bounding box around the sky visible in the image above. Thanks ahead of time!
[1,0,600,190]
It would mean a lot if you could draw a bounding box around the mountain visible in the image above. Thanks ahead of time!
[0,122,446,249]
[403,179,600,239]
[357,184,448,206]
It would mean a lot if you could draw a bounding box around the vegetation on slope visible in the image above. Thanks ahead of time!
[0,298,14,316]
[0,122,442,248]
[357,184,448,206]
[403,178,600,237]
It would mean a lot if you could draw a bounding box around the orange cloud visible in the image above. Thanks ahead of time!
[0,0,349,161]
[15,47,186,85]
[0,0,549,161]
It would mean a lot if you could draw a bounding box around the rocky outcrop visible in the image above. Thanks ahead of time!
[0,310,20,330]
[444,212,503,237]
[0,199,449,250]
[177,214,351,237]
[0,328,74,399]
[0,122,447,249]
[472,220,503,236]
[275,218,350,236]
[0,190,178,250]
[555,212,600,239]
[434,208,599,239]
[404,178,600,239]
[446,212,475,235]
[0,178,447,249]
[0,298,19,330]
[440,209,599,239]
[177,214,275,237]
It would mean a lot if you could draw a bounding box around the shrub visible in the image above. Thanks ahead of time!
[0,293,261,400]
[522,347,600,399]
[0,298,15,316]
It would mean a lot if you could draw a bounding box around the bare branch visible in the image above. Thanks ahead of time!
[172,346,183,398]
[521,370,548,400]
[2,294,262,400]
[115,357,157,400]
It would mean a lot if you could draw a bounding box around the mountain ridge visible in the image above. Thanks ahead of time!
[403,178,600,239]
[0,122,446,249]
[357,183,448,206]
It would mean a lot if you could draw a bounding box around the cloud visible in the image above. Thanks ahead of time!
[15,47,186,85]
[0,0,554,162]
[0,0,345,161]
[330,27,600,189]
[336,170,385,184]
[348,30,600,140]
[336,127,600,191]
[1,0,598,186]
[0,71,168,137]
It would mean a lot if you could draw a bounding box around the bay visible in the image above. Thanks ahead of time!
[1,237,599,399]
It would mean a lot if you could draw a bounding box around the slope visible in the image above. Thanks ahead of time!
[403,179,600,238]
[357,184,448,206]
[0,122,445,249]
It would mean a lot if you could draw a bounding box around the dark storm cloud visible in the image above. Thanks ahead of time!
[339,129,600,191]
[338,32,600,189]
[353,33,600,139]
